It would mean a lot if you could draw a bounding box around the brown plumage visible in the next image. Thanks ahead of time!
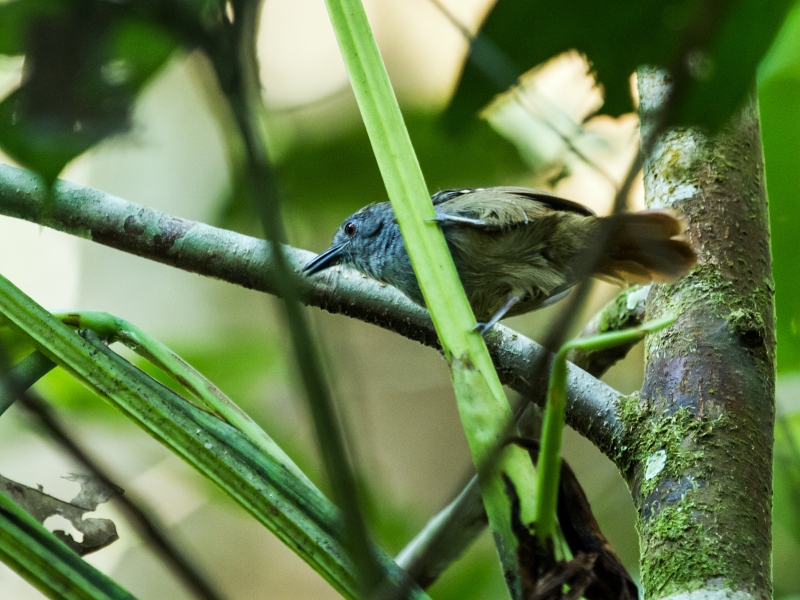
[303,186,697,333]
[596,210,697,285]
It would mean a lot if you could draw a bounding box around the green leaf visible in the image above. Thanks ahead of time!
[760,79,800,373]
[760,1,800,82]
[0,491,135,600]
[775,410,800,541]
[0,350,55,417]
[0,5,178,183]
[52,310,316,490]
[0,89,108,184]
[0,271,429,600]
[106,19,178,93]
[447,0,794,130]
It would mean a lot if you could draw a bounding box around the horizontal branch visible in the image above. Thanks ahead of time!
[0,164,625,457]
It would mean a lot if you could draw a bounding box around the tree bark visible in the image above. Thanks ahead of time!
[0,164,626,457]
[623,70,775,599]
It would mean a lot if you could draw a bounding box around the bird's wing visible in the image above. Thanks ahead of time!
[492,186,595,216]
[430,187,594,231]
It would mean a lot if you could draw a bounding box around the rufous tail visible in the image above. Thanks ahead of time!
[596,211,697,285]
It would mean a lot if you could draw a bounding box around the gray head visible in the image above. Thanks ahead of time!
[302,202,399,280]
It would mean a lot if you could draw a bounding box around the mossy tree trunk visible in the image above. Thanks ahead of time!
[621,70,776,599]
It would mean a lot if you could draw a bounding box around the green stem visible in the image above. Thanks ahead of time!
[214,3,382,591]
[534,315,676,541]
[322,1,538,595]
[52,310,315,490]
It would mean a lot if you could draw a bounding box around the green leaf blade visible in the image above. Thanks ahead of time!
[0,491,136,600]
[0,272,429,600]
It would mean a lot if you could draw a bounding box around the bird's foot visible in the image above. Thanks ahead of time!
[470,295,524,336]
[471,321,493,336]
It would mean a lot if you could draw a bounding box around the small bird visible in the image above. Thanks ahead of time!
[303,187,696,333]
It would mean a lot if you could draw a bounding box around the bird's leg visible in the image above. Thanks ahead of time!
[472,295,523,335]
[427,214,487,227]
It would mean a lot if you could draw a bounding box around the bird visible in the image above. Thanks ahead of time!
[303,186,696,333]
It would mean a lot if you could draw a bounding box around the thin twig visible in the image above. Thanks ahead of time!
[206,1,384,592]
[511,87,621,190]
[566,285,648,374]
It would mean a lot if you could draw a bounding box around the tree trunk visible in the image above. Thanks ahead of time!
[623,70,776,599]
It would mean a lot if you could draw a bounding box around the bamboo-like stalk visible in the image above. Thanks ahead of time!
[321,1,538,595]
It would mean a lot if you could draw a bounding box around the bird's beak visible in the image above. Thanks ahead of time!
[302,242,348,275]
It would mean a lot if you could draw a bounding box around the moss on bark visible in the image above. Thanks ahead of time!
[624,71,776,600]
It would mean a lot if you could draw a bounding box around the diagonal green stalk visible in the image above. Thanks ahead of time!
[534,315,676,541]
[51,310,315,490]
[322,1,538,595]
[0,490,136,600]
[215,3,382,591]
[0,272,430,600]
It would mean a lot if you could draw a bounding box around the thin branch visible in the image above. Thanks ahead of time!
[17,391,230,600]
[566,285,648,374]
[0,164,625,457]
[208,1,384,591]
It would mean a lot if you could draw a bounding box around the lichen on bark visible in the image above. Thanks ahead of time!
[623,69,776,600]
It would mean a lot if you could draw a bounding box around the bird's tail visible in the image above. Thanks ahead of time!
[595,211,697,285]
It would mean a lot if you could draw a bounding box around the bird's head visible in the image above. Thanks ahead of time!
[302,203,391,277]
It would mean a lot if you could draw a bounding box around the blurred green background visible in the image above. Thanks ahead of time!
[0,0,798,598]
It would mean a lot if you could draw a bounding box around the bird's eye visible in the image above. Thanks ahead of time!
[344,222,357,236]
